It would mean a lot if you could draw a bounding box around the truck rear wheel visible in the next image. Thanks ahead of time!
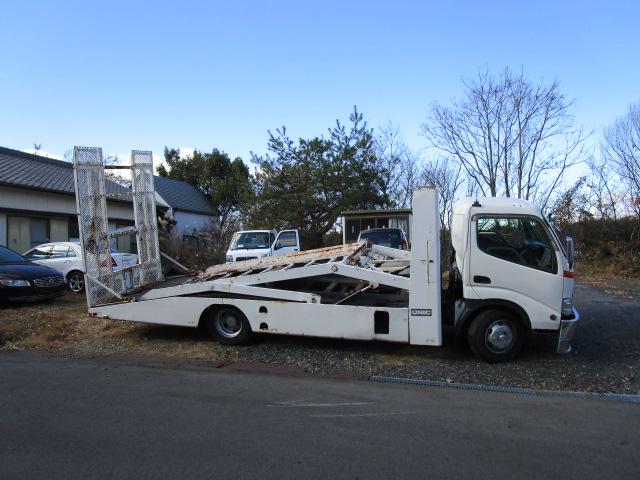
[467,309,525,363]
[207,307,253,346]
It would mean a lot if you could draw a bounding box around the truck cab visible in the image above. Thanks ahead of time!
[225,229,300,262]
[450,197,578,361]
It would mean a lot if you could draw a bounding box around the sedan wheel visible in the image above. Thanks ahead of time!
[67,271,85,293]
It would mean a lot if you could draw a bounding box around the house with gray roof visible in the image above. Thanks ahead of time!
[153,175,218,240]
[0,146,216,254]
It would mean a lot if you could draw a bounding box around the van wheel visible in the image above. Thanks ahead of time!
[67,271,85,293]
[467,309,525,363]
[207,307,252,346]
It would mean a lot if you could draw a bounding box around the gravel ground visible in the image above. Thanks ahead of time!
[2,280,639,394]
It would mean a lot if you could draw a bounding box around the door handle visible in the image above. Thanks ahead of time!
[473,275,491,284]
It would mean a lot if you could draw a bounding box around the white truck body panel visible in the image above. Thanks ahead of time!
[88,189,440,346]
[92,298,410,342]
[408,188,442,346]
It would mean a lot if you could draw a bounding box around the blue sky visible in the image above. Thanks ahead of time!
[1,0,638,167]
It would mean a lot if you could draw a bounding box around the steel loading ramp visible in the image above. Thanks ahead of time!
[135,242,412,304]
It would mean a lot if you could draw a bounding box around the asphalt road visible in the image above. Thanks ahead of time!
[1,351,638,480]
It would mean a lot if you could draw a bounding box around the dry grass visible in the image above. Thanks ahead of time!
[0,294,146,350]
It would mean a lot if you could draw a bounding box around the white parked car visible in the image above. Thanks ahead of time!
[23,242,138,293]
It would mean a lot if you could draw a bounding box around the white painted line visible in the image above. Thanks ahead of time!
[269,401,372,408]
[310,411,416,418]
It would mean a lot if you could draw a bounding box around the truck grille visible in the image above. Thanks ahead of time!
[236,256,257,262]
[33,276,65,288]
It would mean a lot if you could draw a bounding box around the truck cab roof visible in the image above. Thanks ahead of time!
[453,197,541,217]
[234,229,277,234]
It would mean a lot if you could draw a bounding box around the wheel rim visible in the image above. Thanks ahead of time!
[214,310,243,338]
[484,320,515,353]
[68,273,85,293]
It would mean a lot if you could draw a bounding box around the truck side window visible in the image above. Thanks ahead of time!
[477,217,557,274]
[278,231,298,247]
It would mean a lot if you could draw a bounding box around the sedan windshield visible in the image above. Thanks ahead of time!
[230,232,271,250]
[0,246,28,263]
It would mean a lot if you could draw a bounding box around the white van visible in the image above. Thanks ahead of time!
[225,229,300,262]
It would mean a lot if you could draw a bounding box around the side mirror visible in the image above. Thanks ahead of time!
[566,236,574,269]
[274,241,282,250]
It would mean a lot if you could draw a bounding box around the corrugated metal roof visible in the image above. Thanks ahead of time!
[153,175,216,215]
[341,208,412,216]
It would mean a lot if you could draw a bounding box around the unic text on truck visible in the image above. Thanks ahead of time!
[73,146,579,363]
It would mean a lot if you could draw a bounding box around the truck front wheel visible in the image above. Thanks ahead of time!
[467,309,525,363]
[207,307,253,346]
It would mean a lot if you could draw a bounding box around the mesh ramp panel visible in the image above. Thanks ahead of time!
[73,147,163,307]
[131,151,163,286]
[73,147,116,306]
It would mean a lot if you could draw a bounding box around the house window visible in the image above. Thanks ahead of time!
[29,218,49,248]
[376,218,389,228]
[345,218,360,242]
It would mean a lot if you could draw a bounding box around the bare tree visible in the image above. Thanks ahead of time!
[417,157,464,227]
[585,156,618,219]
[601,101,640,217]
[375,123,420,208]
[421,68,589,209]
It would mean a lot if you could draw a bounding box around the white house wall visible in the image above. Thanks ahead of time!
[0,186,135,248]
[0,186,134,221]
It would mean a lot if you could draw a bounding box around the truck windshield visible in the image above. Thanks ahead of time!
[230,232,272,250]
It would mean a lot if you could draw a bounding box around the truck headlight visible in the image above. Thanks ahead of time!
[561,298,573,318]
[225,255,233,263]
[0,279,30,287]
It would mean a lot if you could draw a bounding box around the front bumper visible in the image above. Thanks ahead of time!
[557,307,580,354]
[2,284,67,304]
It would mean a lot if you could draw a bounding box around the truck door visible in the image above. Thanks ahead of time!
[272,230,300,256]
[470,216,564,329]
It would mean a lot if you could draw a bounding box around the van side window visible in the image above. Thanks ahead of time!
[476,217,557,274]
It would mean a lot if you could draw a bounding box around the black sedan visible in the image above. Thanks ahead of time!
[0,245,67,305]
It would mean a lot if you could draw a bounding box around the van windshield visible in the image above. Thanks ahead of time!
[230,232,272,250]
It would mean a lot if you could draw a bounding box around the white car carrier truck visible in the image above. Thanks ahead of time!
[72,147,579,362]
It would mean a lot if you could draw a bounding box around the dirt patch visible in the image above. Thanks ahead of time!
[579,273,640,300]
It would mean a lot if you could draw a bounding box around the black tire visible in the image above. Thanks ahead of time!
[467,309,525,363]
[206,307,252,346]
[67,271,85,293]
